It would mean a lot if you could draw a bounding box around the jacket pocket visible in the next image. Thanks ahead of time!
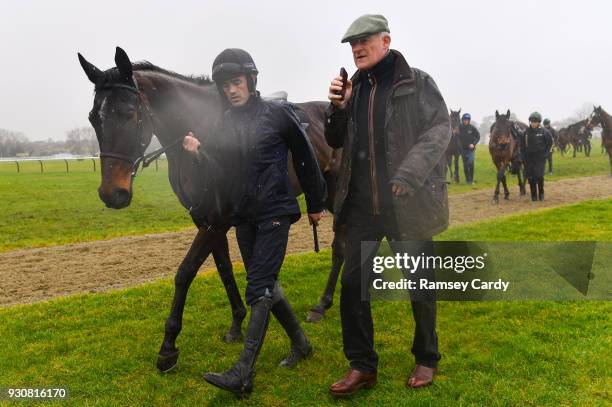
[392,175,448,239]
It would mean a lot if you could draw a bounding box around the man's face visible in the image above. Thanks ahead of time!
[350,33,390,70]
[530,120,540,129]
[462,119,470,126]
[222,75,250,107]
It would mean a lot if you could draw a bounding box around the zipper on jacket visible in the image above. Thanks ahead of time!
[367,73,380,215]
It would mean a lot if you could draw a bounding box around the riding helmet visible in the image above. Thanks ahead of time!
[211,48,258,92]
[543,118,551,125]
[462,113,471,121]
[529,111,543,122]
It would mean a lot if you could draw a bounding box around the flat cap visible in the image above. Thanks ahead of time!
[341,14,390,43]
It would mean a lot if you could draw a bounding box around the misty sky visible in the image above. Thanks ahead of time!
[1,0,610,140]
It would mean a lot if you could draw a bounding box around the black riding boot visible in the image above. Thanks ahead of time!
[468,163,475,184]
[271,286,313,368]
[204,295,272,398]
[529,180,537,202]
[537,177,545,201]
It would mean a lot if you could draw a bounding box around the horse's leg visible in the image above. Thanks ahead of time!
[454,154,460,183]
[211,232,247,343]
[518,163,526,195]
[502,166,510,200]
[157,227,216,372]
[493,164,501,203]
[306,225,346,323]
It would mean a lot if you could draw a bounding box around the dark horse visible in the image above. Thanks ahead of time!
[78,47,347,372]
[488,110,526,203]
[586,106,612,175]
[560,119,591,158]
[557,126,571,155]
[445,109,462,183]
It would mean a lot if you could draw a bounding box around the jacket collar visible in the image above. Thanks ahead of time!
[352,49,414,86]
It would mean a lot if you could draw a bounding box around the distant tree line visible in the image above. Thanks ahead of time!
[0,127,99,158]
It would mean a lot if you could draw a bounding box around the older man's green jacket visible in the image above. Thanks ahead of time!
[325,49,451,239]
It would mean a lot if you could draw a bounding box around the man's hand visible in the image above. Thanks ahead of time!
[328,75,353,110]
[308,211,325,226]
[469,143,475,150]
[392,183,408,197]
[182,131,200,155]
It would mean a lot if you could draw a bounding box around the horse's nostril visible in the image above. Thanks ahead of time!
[112,188,131,208]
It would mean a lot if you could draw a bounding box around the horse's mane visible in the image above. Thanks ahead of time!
[132,61,214,86]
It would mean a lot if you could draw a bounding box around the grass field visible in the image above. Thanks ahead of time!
[0,200,610,406]
[438,198,612,241]
[1,150,610,253]
[0,159,193,252]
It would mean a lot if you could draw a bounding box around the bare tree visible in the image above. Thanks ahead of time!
[65,126,98,155]
[552,102,598,128]
[0,128,28,157]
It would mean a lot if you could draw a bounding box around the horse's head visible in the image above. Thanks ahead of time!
[586,106,603,129]
[449,109,461,136]
[491,109,513,150]
[78,47,153,209]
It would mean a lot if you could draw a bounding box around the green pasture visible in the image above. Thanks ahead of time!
[0,149,610,252]
[0,200,610,406]
[439,198,612,241]
[0,159,193,253]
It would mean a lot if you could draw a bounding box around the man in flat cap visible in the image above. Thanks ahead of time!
[324,14,451,397]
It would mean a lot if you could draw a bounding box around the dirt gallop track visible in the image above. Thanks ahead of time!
[1,175,610,306]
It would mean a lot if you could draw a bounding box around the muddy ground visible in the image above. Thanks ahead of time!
[1,175,610,306]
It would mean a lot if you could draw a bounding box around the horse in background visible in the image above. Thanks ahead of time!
[488,109,526,203]
[445,109,462,183]
[586,106,612,175]
[560,119,592,158]
[557,127,571,155]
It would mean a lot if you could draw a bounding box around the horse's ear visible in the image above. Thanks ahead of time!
[598,105,602,110]
[459,108,461,115]
[495,110,500,120]
[114,46,133,80]
[78,53,103,84]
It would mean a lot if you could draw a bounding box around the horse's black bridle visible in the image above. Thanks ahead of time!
[95,82,183,178]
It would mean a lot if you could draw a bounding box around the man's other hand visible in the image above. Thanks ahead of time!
[308,211,325,226]
[182,131,200,155]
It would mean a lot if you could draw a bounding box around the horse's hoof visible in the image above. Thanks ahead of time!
[492,196,499,204]
[224,329,243,343]
[306,309,325,323]
[504,194,510,200]
[157,349,180,373]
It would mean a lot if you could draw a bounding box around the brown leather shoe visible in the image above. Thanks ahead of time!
[406,365,436,388]
[329,368,377,397]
